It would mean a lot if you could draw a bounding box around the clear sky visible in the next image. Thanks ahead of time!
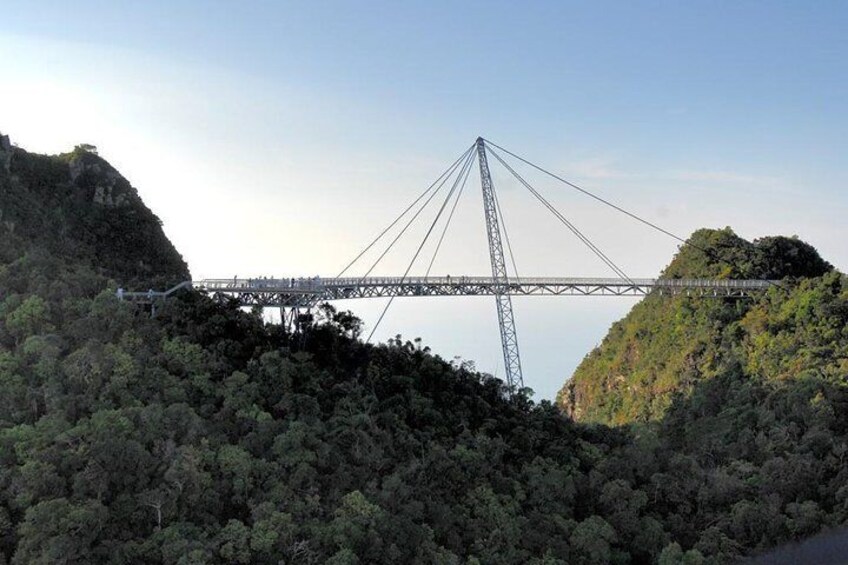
[2,1,846,400]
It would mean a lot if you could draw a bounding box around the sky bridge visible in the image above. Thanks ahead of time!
[122,138,780,390]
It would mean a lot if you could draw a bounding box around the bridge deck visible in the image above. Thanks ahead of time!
[121,276,778,307]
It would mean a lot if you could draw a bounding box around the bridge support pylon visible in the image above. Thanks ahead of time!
[475,137,524,390]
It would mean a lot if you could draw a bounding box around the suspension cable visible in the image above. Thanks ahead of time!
[337,143,475,277]
[359,145,475,280]
[483,139,689,244]
[425,151,475,277]
[487,146,633,282]
[367,150,476,343]
[492,172,520,280]
[484,139,780,287]
[489,146,631,282]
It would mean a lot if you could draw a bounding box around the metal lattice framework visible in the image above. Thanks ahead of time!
[475,138,524,388]
[122,276,777,308]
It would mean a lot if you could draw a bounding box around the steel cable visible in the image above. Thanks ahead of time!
[358,146,475,280]
[425,151,475,277]
[337,143,475,277]
[487,146,634,283]
[484,139,780,287]
[367,150,476,343]
[491,170,520,280]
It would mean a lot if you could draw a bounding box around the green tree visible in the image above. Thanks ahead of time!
[5,296,50,342]
[569,516,618,565]
[12,498,107,564]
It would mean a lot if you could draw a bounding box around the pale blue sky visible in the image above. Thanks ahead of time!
[2,2,846,399]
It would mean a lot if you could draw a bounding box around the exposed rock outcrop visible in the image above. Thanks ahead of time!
[68,149,132,208]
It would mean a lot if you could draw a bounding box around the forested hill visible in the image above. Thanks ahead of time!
[557,227,837,425]
[0,132,188,287]
[2,134,848,564]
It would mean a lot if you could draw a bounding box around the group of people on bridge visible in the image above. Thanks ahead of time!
[230,276,324,289]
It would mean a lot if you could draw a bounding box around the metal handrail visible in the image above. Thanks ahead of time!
[119,276,778,304]
[192,276,777,291]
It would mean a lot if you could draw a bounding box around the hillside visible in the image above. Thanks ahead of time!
[0,132,188,287]
[557,227,836,425]
[1,135,848,564]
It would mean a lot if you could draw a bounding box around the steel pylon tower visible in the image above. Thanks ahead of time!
[475,137,523,389]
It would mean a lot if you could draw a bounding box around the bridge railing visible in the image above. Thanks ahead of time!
[193,276,777,291]
[119,276,778,307]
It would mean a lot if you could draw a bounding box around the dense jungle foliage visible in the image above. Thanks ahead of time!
[559,227,837,424]
[1,135,847,563]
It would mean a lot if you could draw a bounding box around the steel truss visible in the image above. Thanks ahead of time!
[151,276,777,308]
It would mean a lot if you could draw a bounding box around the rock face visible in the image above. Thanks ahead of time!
[68,150,131,207]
